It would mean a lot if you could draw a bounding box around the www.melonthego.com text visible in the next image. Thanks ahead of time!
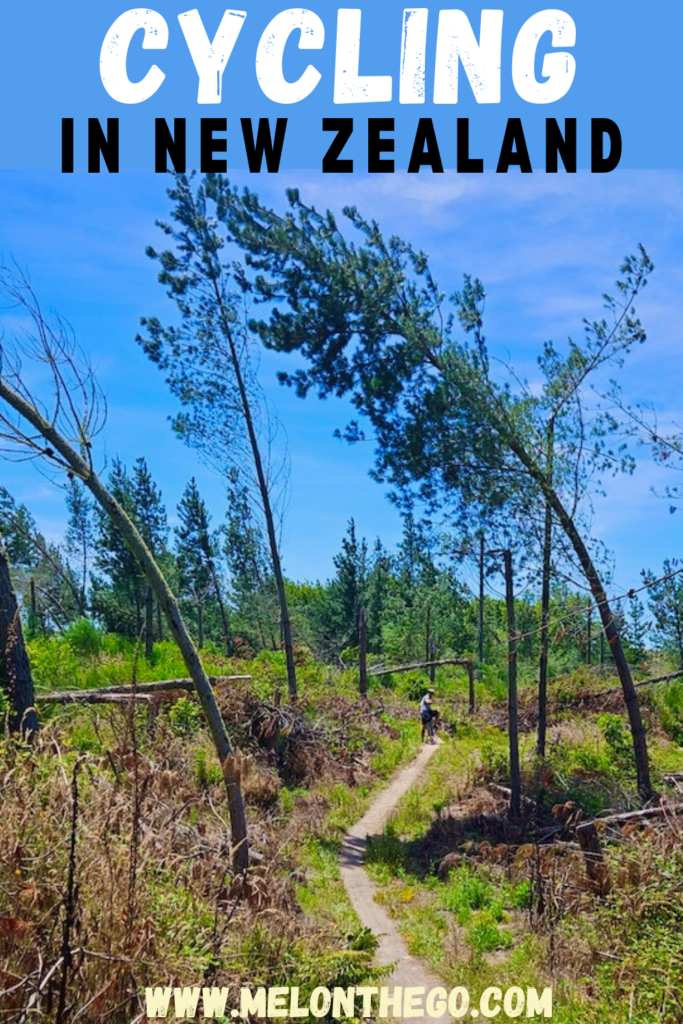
[144,984,553,1019]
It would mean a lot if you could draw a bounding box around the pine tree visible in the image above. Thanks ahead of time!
[644,560,683,668]
[91,459,146,638]
[175,478,230,650]
[366,538,391,652]
[0,485,81,631]
[328,519,368,650]
[224,467,278,651]
[132,458,169,657]
[65,478,93,615]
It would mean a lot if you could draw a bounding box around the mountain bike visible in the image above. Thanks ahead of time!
[422,712,438,744]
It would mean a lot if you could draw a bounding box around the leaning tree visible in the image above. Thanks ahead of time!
[214,180,654,801]
[0,266,249,870]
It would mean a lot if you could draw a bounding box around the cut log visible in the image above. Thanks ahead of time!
[591,668,683,700]
[42,692,153,705]
[487,782,537,810]
[36,675,251,702]
[369,658,473,678]
[581,802,683,828]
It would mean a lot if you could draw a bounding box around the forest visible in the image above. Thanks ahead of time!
[1,174,683,1023]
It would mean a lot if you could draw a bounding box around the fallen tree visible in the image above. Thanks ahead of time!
[36,675,252,702]
[369,657,473,677]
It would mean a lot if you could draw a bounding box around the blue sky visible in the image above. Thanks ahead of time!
[0,169,682,595]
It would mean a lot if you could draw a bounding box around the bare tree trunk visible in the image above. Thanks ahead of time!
[358,605,368,699]
[134,591,141,639]
[507,434,653,802]
[425,605,431,663]
[145,585,154,660]
[538,503,551,759]
[537,420,554,760]
[0,541,37,736]
[213,285,297,700]
[503,549,521,821]
[478,531,485,669]
[0,377,249,871]
[81,531,88,615]
[586,608,593,665]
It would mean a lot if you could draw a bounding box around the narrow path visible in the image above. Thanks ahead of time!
[339,741,452,1023]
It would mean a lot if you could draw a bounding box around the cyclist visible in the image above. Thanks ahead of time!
[419,688,439,742]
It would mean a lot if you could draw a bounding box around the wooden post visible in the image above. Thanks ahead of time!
[503,549,521,821]
[468,661,475,715]
[359,605,368,698]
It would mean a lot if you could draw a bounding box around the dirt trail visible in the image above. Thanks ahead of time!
[339,741,452,1023]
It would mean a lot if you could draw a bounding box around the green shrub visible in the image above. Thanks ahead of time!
[598,713,634,774]
[28,636,80,690]
[479,741,509,784]
[68,720,102,754]
[441,868,494,922]
[508,879,533,910]
[467,915,513,953]
[194,748,223,788]
[169,696,203,737]
[63,618,104,659]
[657,679,683,745]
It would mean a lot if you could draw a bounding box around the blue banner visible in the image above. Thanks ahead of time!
[0,1,679,171]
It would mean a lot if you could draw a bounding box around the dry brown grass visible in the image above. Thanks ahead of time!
[0,692,404,1022]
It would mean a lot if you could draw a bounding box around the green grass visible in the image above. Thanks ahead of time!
[285,713,421,939]
[21,642,683,1024]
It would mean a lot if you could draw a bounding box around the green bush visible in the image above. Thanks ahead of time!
[441,868,495,923]
[479,741,510,784]
[657,679,683,745]
[194,748,223,788]
[63,618,104,659]
[169,696,203,737]
[28,636,80,690]
[467,915,513,953]
[598,713,634,774]
[508,879,533,910]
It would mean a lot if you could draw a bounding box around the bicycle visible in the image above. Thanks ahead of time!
[421,711,438,744]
